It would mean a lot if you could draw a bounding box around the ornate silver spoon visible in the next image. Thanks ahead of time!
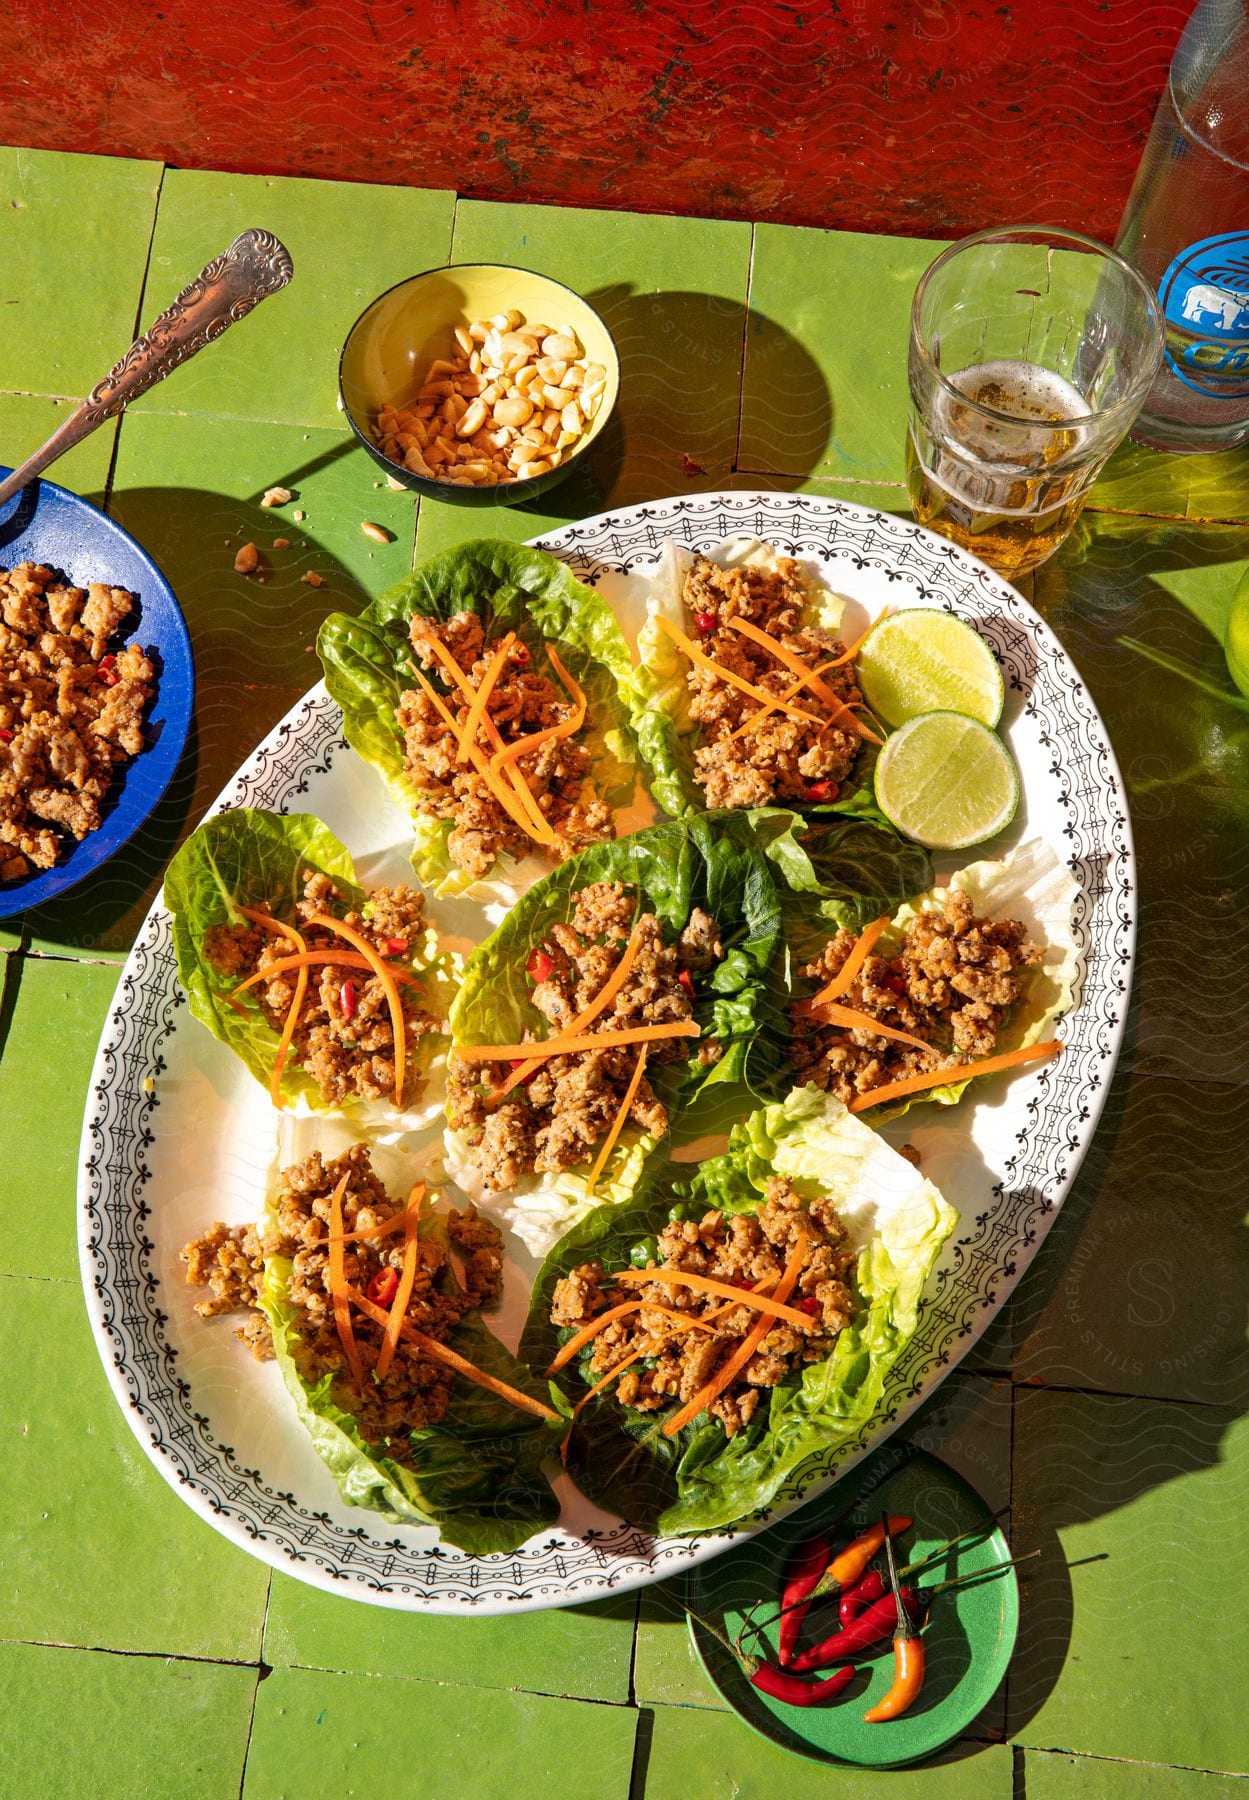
[0,227,294,509]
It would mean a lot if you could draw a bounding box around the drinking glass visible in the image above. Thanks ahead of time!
[906,226,1165,579]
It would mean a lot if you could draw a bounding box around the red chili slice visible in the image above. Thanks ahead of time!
[797,1295,821,1316]
[366,1266,400,1307]
[340,979,358,1020]
[0,728,12,743]
[694,611,717,633]
[806,780,839,802]
[380,937,409,957]
[97,654,120,688]
[527,948,555,983]
[511,643,531,665]
[677,969,695,997]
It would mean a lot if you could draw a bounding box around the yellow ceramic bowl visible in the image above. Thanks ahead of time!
[339,263,619,506]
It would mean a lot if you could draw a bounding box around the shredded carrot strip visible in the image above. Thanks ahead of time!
[848,1040,1064,1112]
[344,1284,560,1420]
[234,907,310,1109]
[616,1266,815,1330]
[490,643,588,773]
[724,616,883,745]
[458,1020,699,1066]
[797,916,892,1012]
[410,631,558,844]
[375,1184,424,1381]
[548,1301,641,1374]
[495,920,648,1099]
[308,913,408,1110]
[410,665,554,844]
[655,615,824,724]
[457,630,515,763]
[323,1206,421,1246]
[723,658,839,743]
[327,1174,365,1394]
[583,1047,649,1200]
[812,1001,938,1056]
[228,951,422,1000]
[662,1224,809,1437]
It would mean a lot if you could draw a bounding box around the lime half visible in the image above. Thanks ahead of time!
[857,610,1005,729]
[1225,565,1249,699]
[875,711,1019,849]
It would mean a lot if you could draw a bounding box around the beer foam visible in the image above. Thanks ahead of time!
[947,360,1091,424]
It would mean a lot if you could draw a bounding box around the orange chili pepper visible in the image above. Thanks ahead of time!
[864,1514,926,1724]
[825,1515,912,1592]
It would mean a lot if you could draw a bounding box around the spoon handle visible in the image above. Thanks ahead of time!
[0,227,294,509]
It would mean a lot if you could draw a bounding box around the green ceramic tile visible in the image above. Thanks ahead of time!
[242,1666,636,1798]
[0,1274,269,1659]
[740,225,943,484]
[641,1707,1011,1796]
[635,1580,731,1713]
[0,1640,256,1800]
[1024,1750,1249,1796]
[1013,1073,1249,1405]
[23,681,307,960]
[450,197,753,509]
[108,410,418,682]
[134,170,454,428]
[0,958,119,1280]
[1010,1389,1249,1769]
[0,392,117,499]
[264,1576,635,1701]
[1091,437,1249,527]
[0,148,162,401]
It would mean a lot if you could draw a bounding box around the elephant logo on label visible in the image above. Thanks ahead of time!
[1179,283,1249,334]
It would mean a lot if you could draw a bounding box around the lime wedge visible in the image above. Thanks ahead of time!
[857,610,1005,729]
[874,712,1019,849]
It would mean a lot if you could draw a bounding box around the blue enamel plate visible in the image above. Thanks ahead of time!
[0,469,194,919]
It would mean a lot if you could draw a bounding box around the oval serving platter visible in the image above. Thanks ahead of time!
[78,492,1132,1613]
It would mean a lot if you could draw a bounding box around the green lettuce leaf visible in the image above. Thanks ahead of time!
[316,538,638,900]
[631,535,894,832]
[523,1083,957,1534]
[164,807,455,1115]
[259,1260,563,1556]
[443,812,784,1253]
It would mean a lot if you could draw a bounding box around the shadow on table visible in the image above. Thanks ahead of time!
[12,469,367,958]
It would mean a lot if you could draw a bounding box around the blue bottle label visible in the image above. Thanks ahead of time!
[1159,232,1249,397]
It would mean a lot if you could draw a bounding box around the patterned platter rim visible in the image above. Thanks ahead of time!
[77,491,1134,1613]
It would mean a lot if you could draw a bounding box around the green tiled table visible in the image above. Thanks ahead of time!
[2,146,1248,1799]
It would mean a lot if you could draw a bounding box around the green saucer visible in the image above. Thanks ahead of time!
[687,1448,1018,1769]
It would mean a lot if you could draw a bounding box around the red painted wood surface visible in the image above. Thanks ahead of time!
[3,0,1189,239]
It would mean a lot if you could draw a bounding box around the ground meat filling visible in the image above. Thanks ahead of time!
[677,555,864,812]
[549,1178,856,1438]
[202,871,440,1107]
[180,1145,505,1457]
[790,890,1041,1104]
[447,881,723,1193]
[396,610,614,881]
[0,560,157,880]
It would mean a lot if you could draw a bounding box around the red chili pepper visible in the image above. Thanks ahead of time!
[380,936,409,957]
[750,1662,858,1707]
[839,1567,885,1626]
[366,1266,400,1307]
[677,969,695,998]
[0,727,12,743]
[788,1585,924,1673]
[96,653,120,688]
[694,610,717,633]
[527,948,555,983]
[777,1532,831,1667]
[805,780,839,802]
[340,979,358,1020]
[822,1516,912,1593]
